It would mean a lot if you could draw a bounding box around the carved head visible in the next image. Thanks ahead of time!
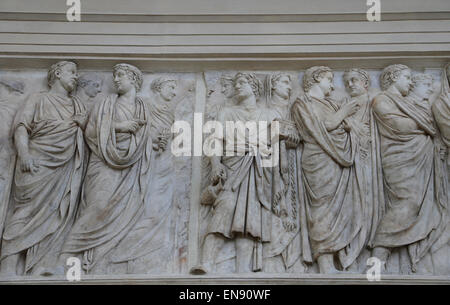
[271,73,292,100]
[303,66,334,97]
[411,73,433,101]
[343,68,369,97]
[380,64,411,96]
[113,63,143,94]
[151,76,177,102]
[220,75,235,98]
[48,61,78,93]
[78,73,103,98]
[233,72,261,102]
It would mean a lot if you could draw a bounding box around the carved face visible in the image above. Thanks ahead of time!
[272,75,292,100]
[317,71,334,96]
[160,81,177,102]
[393,69,412,96]
[56,63,78,93]
[114,69,134,94]
[411,78,433,101]
[344,72,367,97]
[84,79,103,98]
[221,80,234,98]
[234,76,254,101]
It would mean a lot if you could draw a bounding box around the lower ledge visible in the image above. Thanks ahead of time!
[0,273,448,285]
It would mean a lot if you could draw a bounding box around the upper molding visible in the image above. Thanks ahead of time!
[1,0,449,15]
[0,0,449,71]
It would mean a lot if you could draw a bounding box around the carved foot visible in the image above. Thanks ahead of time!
[190,264,210,275]
[35,266,65,276]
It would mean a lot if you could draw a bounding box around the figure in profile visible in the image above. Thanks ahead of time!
[371,65,448,273]
[0,61,87,276]
[61,64,152,274]
[291,66,366,274]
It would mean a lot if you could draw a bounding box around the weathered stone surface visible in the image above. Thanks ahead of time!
[0,0,448,285]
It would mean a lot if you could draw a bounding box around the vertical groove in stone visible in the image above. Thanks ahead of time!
[187,72,207,271]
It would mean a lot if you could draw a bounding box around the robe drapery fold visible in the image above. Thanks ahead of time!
[262,102,312,270]
[291,94,367,269]
[1,93,86,273]
[62,94,152,272]
[111,100,177,271]
[206,106,272,240]
[372,92,448,267]
[432,64,450,149]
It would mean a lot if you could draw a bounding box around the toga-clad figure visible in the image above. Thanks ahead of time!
[371,64,448,272]
[192,72,274,274]
[61,64,152,274]
[0,61,87,276]
[342,68,384,272]
[262,73,309,273]
[291,66,365,274]
[110,76,179,274]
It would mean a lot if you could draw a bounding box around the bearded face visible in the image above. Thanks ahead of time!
[57,64,78,93]
[393,69,412,96]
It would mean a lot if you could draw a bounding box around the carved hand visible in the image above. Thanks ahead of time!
[341,99,360,118]
[285,134,301,148]
[157,128,171,151]
[282,217,297,232]
[211,162,227,185]
[116,119,146,134]
[325,100,360,131]
[73,113,88,128]
[20,157,40,174]
[273,204,288,218]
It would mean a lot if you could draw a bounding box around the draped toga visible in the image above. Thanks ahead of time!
[62,94,152,272]
[203,104,275,271]
[262,99,312,270]
[1,92,86,273]
[371,91,448,267]
[110,100,177,273]
[291,94,367,269]
[432,64,450,169]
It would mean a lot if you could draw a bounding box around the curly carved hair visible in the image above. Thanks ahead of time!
[380,64,410,91]
[113,63,143,92]
[270,73,292,90]
[302,66,333,92]
[233,72,262,97]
